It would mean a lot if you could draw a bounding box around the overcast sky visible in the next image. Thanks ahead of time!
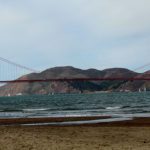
[0,0,150,72]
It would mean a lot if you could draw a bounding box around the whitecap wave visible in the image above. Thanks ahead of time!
[106,106,121,110]
[22,108,49,112]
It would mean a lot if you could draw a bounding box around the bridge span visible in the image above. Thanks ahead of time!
[0,77,150,83]
[0,57,149,83]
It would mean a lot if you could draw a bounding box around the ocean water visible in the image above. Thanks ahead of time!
[0,92,150,119]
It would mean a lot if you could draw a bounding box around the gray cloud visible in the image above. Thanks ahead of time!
[0,0,150,72]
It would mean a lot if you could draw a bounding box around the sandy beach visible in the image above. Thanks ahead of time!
[0,117,150,150]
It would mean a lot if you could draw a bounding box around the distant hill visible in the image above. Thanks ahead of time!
[0,66,149,96]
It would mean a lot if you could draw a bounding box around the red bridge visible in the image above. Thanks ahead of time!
[0,57,150,83]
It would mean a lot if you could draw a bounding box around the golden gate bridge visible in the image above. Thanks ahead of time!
[0,57,150,83]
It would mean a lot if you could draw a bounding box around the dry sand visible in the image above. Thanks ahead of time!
[0,118,150,150]
[0,126,150,150]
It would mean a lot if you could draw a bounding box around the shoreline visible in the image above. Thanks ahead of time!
[0,116,111,125]
[1,116,150,126]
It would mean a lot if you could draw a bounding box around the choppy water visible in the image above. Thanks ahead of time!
[0,92,150,121]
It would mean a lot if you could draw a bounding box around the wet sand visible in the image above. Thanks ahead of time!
[0,117,150,150]
[0,116,111,125]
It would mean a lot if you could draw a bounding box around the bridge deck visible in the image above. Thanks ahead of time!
[0,77,150,83]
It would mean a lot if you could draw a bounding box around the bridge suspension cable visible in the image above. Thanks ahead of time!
[0,57,37,81]
[0,57,37,73]
[134,62,150,72]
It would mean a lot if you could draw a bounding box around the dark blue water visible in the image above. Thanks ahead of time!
[0,92,150,120]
